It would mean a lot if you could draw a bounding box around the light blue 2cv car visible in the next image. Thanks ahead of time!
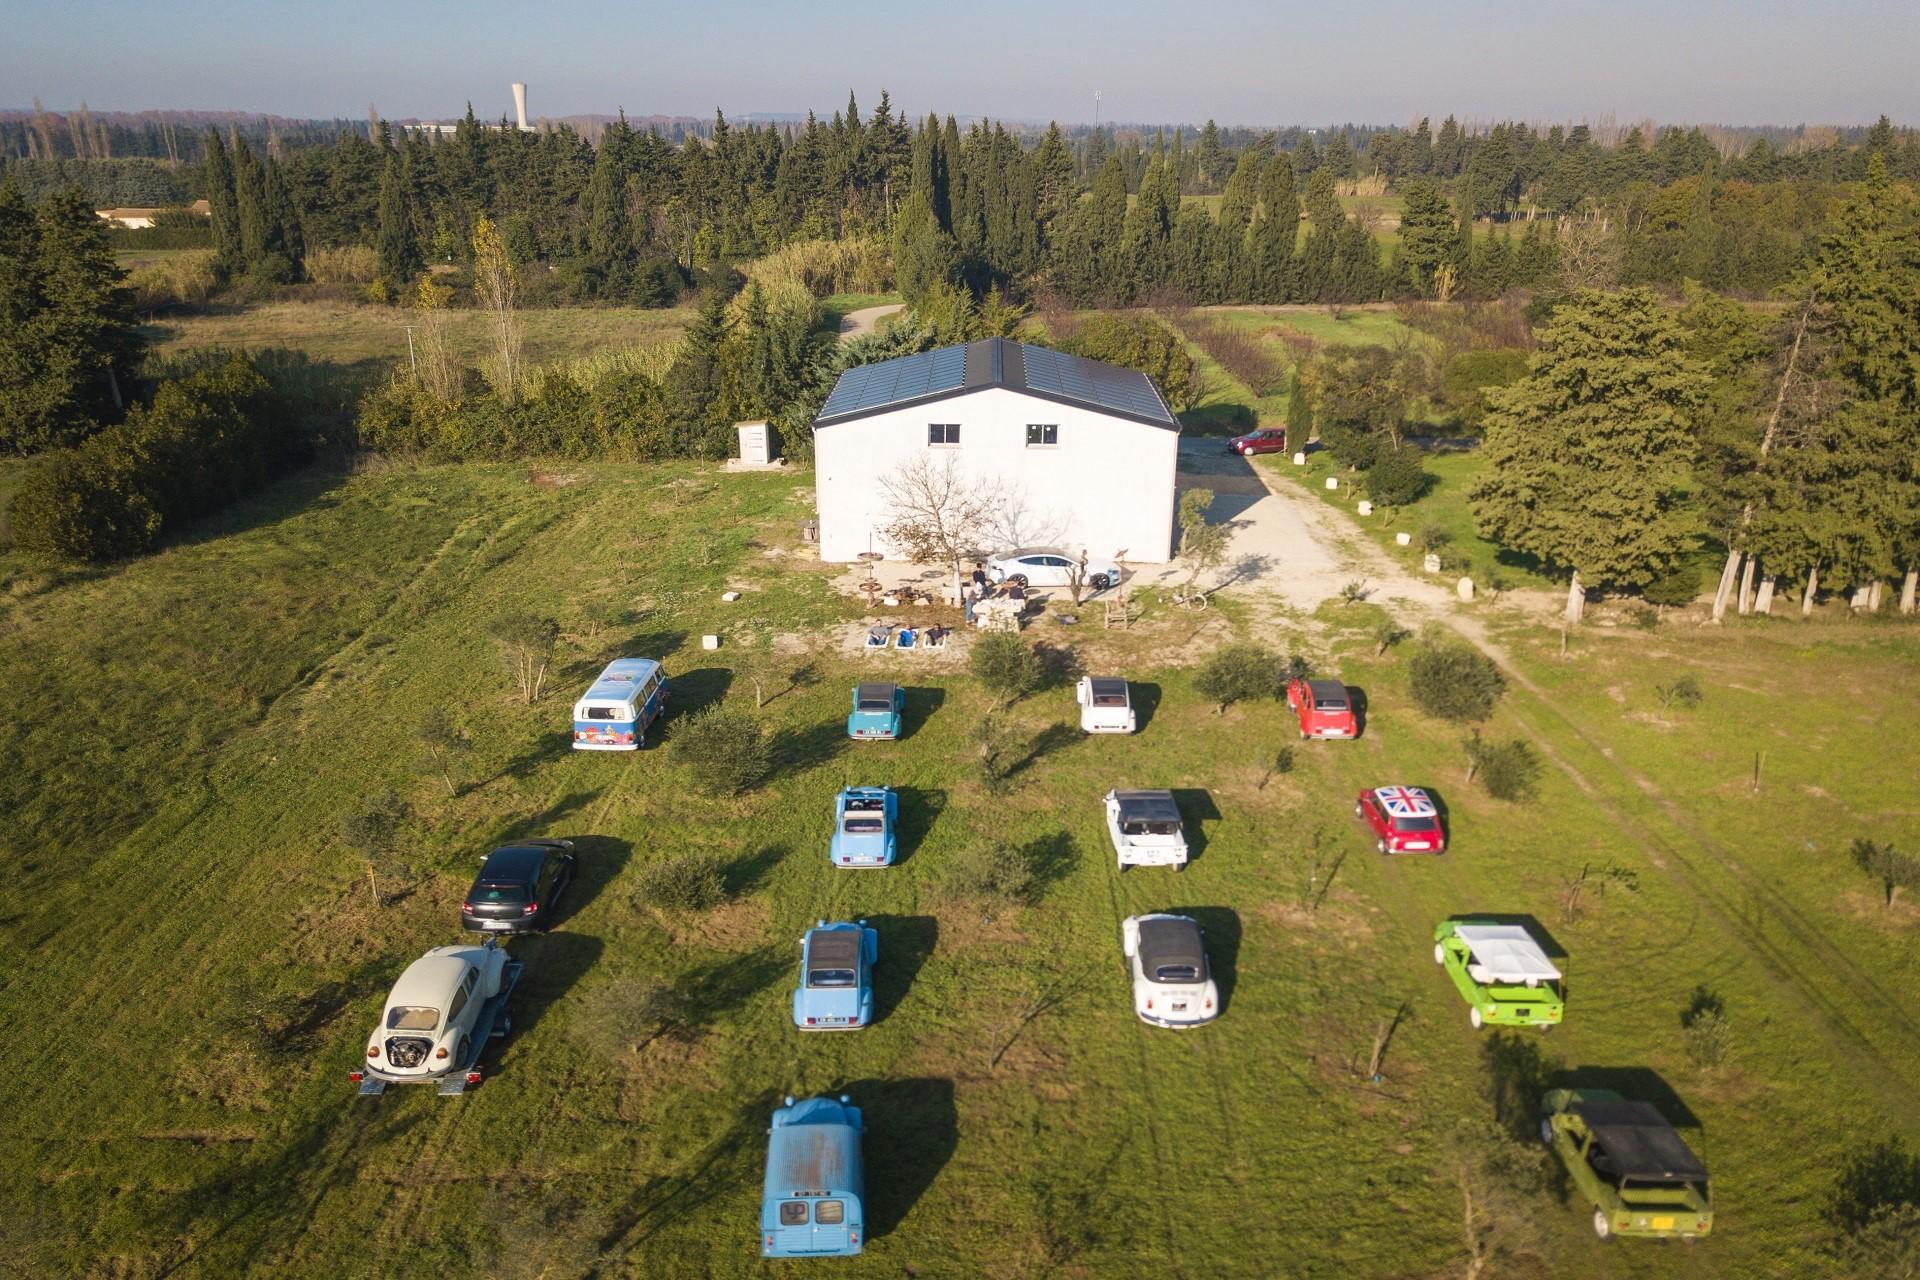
[761,1094,866,1257]
[830,787,897,868]
[792,920,879,1030]
[846,682,904,740]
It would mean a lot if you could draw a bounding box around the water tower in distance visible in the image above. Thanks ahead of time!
[511,82,529,131]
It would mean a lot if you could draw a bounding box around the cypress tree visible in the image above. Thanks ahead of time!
[1252,152,1297,302]
[233,137,270,269]
[1285,377,1313,445]
[374,156,422,291]
[665,288,736,457]
[202,130,243,280]
[1396,179,1456,294]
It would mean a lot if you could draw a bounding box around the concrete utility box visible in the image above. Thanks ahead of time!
[736,421,774,466]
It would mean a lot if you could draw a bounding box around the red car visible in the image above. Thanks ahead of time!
[1356,786,1446,854]
[1286,676,1358,739]
[1228,427,1287,456]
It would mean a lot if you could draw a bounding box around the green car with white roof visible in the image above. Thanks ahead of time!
[1432,919,1564,1029]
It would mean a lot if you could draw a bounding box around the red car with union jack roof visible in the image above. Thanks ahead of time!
[1356,786,1446,854]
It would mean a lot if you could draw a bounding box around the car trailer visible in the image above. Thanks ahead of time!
[352,959,523,1098]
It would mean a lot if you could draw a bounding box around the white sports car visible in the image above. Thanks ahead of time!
[1076,676,1137,734]
[358,942,514,1086]
[1122,914,1219,1028]
[988,551,1122,591]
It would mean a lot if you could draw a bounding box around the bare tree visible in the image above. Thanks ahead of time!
[1176,488,1228,598]
[471,215,524,405]
[487,613,559,704]
[878,454,1003,596]
[411,275,462,403]
[1555,214,1621,292]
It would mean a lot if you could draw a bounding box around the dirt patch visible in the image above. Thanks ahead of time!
[932,906,1033,954]
[1836,888,1920,930]
[663,898,771,948]
[174,1043,275,1113]
[1254,894,1378,944]
[529,469,585,488]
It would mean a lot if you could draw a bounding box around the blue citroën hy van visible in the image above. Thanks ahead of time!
[760,1094,866,1256]
[570,658,667,751]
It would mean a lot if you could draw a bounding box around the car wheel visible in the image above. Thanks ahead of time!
[1592,1210,1614,1241]
[1353,802,1365,818]
[1300,728,1309,740]
[1376,838,1388,855]
[1090,573,1111,591]
[1539,1117,1556,1146]
[1009,573,1028,588]
[1433,943,1446,965]
[1469,1006,1483,1030]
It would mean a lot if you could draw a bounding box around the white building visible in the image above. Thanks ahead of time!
[812,338,1181,564]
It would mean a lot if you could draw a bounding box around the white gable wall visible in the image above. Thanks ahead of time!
[814,386,1178,564]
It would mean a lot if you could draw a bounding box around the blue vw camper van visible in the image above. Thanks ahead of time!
[760,1094,865,1257]
[571,658,667,751]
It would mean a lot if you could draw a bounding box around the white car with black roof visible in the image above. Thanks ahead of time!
[1105,789,1188,871]
[1076,676,1138,734]
[1121,913,1219,1028]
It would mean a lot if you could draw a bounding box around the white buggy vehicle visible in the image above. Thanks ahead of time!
[1104,789,1188,871]
[1121,914,1219,1028]
[352,939,522,1096]
[1076,676,1137,734]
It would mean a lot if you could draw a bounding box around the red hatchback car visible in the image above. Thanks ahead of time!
[1356,786,1447,854]
[1228,427,1288,456]
[1286,676,1358,739]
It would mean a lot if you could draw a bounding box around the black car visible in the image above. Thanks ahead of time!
[461,840,576,934]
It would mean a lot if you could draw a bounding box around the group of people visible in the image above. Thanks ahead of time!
[961,562,1024,625]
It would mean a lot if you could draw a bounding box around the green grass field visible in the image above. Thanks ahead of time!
[138,302,694,370]
[1,461,1915,1278]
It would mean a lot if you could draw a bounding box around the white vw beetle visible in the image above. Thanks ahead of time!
[1121,914,1219,1028]
[356,941,518,1093]
[1076,676,1137,734]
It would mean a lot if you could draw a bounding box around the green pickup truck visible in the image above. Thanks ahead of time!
[1540,1089,1713,1240]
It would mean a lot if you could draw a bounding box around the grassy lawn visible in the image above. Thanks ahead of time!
[138,302,694,370]
[0,460,1914,1277]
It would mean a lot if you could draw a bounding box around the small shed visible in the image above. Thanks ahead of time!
[737,420,774,466]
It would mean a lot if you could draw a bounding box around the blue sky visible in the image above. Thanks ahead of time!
[6,0,1914,126]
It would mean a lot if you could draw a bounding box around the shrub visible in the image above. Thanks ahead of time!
[1831,1138,1920,1233]
[126,251,218,309]
[975,714,1025,793]
[631,852,727,912]
[305,244,378,285]
[1194,644,1284,712]
[938,840,1036,906]
[1681,988,1734,1071]
[1655,674,1704,710]
[1440,348,1529,431]
[1407,636,1506,722]
[1365,449,1430,506]
[572,977,690,1059]
[1318,419,1383,470]
[1465,733,1542,801]
[970,633,1041,708]
[1062,314,1197,412]
[671,706,770,796]
[1642,563,1701,609]
[10,357,298,562]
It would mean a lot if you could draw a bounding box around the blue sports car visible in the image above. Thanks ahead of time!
[846,682,904,740]
[791,920,879,1031]
[830,787,897,868]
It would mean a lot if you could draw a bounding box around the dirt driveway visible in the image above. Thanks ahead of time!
[1160,439,1461,614]
[838,304,905,341]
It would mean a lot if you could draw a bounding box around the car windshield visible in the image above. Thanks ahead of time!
[842,817,884,834]
[1088,679,1128,706]
[473,881,528,903]
[807,967,857,987]
[1122,819,1181,836]
[1393,815,1440,832]
[1092,693,1127,707]
[856,697,892,712]
[1152,964,1203,983]
[583,705,622,720]
[1313,696,1348,711]
[386,1005,439,1031]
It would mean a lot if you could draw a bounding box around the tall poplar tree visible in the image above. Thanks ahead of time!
[374,155,422,291]
[1471,288,1709,623]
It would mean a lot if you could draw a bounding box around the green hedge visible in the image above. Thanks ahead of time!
[11,358,306,562]
[356,369,697,462]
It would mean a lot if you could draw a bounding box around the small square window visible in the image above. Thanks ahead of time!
[779,1201,808,1226]
[1025,423,1058,447]
[814,1200,845,1225]
[928,423,960,446]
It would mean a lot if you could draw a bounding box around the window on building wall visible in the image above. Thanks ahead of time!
[928,423,960,446]
[1025,424,1059,447]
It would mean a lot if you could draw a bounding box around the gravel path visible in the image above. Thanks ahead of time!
[838,303,905,342]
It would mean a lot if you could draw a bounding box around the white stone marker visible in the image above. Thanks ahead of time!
[1395,531,1413,546]
[1325,477,1339,490]
[1356,500,1373,517]
[1423,552,1443,574]
[1293,451,1308,466]
[702,634,721,650]
[1457,577,1475,601]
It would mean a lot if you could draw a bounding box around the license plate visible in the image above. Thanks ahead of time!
[1405,842,1430,850]
[1171,1003,1188,1012]
[1652,1216,1675,1230]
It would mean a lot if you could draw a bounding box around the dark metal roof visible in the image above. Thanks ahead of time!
[1113,790,1181,822]
[1306,679,1349,704]
[480,846,546,879]
[1088,677,1129,703]
[855,682,897,704]
[1574,1100,1708,1182]
[815,338,1179,431]
[1137,916,1206,978]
